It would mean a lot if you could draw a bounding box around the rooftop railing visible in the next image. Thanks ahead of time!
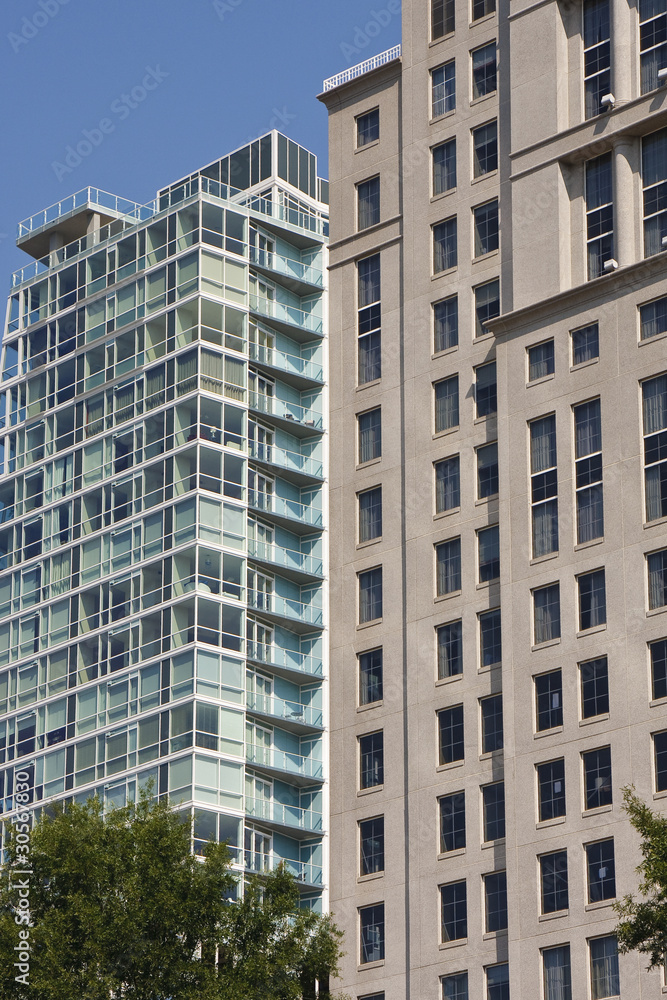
[322,44,401,92]
[17,187,154,239]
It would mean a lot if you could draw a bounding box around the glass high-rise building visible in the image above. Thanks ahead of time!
[0,131,329,908]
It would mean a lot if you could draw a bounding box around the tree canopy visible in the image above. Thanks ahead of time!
[0,793,343,1000]
[615,786,667,969]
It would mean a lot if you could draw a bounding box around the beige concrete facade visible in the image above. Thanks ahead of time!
[320,1,667,997]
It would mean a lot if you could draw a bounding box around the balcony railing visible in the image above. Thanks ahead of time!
[322,45,402,91]
[245,743,324,781]
[249,295,324,336]
[247,538,323,579]
[246,641,324,678]
[245,795,323,833]
[246,692,324,729]
[244,850,323,886]
[249,246,324,288]
[249,441,323,481]
[248,490,323,530]
[17,187,154,239]
[248,342,323,385]
[247,590,324,629]
[248,391,323,431]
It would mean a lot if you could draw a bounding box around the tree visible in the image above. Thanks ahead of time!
[615,786,667,969]
[0,793,344,1000]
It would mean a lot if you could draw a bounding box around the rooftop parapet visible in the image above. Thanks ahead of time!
[321,44,401,93]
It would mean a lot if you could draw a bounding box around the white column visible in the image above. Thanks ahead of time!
[611,0,634,104]
[614,138,636,267]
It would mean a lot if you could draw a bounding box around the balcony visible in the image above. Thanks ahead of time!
[249,295,323,344]
[247,537,323,584]
[248,441,323,486]
[248,342,323,390]
[245,743,324,785]
[247,590,324,633]
[245,795,323,835]
[237,193,328,246]
[248,391,323,437]
[248,490,323,534]
[322,44,402,92]
[249,246,324,295]
[244,850,323,887]
[246,691,324,732]
[246,641,323,681]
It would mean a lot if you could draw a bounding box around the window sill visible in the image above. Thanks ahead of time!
[582,804,613,818]
[471,169,498,185]
[579,713,609,727]
[431,187,457,203]
[574,537,604,551]
[358,785,383,797]
[472,248,500,265]
[436,672,463,687]
[480,748,504,761]
[470,91,497,108]
[478,661,501,674]
[438,847,465,860]
[576,623,606,639]
[429,108,457,126]
[481,837,505,850]
[534,725,563,739]
[432,265,458,281]
[474,330,495,344]
[475,494,499,506]
[531,638,561,652]
[469,11,496,27]
[356,378,381,391]
[439,937,467,951]
[647,606,667,618]
[539,909,568,922]
[434,506,461,520]
[653,788,667,801]
[433,426,459,441]
[527,372,555,388]
[357,619,383,631]
[483,929,507,941]
[650,697,667,709]
[570,357,599,373]
[358,960,385,972]
[357,537,382,550]
[537,816,566,829]
[644,513,667,530]
[639,329,667,348]
[432,344,459,360]
[357,701,383,713]
[585,898,615,912]
[356,458,381,471]
[437,759,465,772]
[357,871,384,883]
[474,413,498,426]
[429,32,455,48]
[435,590,462,603]
[529,551,559,566]
[476,579,500,591]
[357,219,385,237]
[355,140,380,154]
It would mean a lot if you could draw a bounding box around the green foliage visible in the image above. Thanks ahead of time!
[615,786,667,969]
[0,793,344,999]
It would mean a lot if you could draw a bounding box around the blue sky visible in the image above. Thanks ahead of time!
[1,0,401,286]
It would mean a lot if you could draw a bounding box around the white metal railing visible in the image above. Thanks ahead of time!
[17,187,153,238]
[323,45,401,91]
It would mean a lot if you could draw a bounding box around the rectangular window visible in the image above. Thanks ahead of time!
[433,139,457,195]
[648,548,667,608]
[479,608,502,667]
[586,839,616,901]
[357,109,379,147]
[528,340,555,381]
[640,295,667,340]
[580,657,609,718]
[481,694,503,752]
[474,200,499,257]
[434,217,458,272]
[572,322,599,365]
[543,945,572,1000]
[654,729,667,790]
[640,0,667,93]
[486,964,509,1000]
[530,414,558,557]
[435,375,460,432]
[359,903,385,963]
[477,442,498,498]
[359,568,383,624]
[589,936,619,999]
[584,0,611,118]
[474,279,500,336]
[642,128,667,255]
[439,791,466,852]
[472,42,497,99]
[358,254,381,384]
[432,61,456,116]
[578,569,606,630]
[482,781,505,841]
[442,973,469,1000]
[473,120,498,176]
[436,456,461,513]
[360,816,384,875]
[439,704,464,764]
[533,583,561,644]
[651,638,667,699]
[478,524,500,582]
[358,177,380,230]
[441,880,467,941]
[436,537,462,595]
[583,746,612,809]
[359,487,382,542]
[473,0,496,17]
[537,758,566,820]
[358,408,381,463]
[574,398,604,543]
[643,374,667,521]
[359,648,383,705]
[540,850,569,913]
[586,153,614,279]
[434,295,458,352]
[359,731,384,789]
[475,361,497,417]
[484,870,507,931]
[535,670,563,731]
[437,620,463,678]
[432,0,455,37]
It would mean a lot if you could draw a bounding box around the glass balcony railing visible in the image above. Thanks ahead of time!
[248,391,323,431]
[246,641,323,678]
[249,295,323,336]
[249,441,323,481]
[244,850,323,886]
[247,538,323,579]
[248,490,323,529]
[248,343,323,385]
[245,795,323,833]
[246,692,323,729]
[249,247,324,288]
[247,590,324,629]
[245,743,324,781]
[236,193,328,239]
[17,187,154,239]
